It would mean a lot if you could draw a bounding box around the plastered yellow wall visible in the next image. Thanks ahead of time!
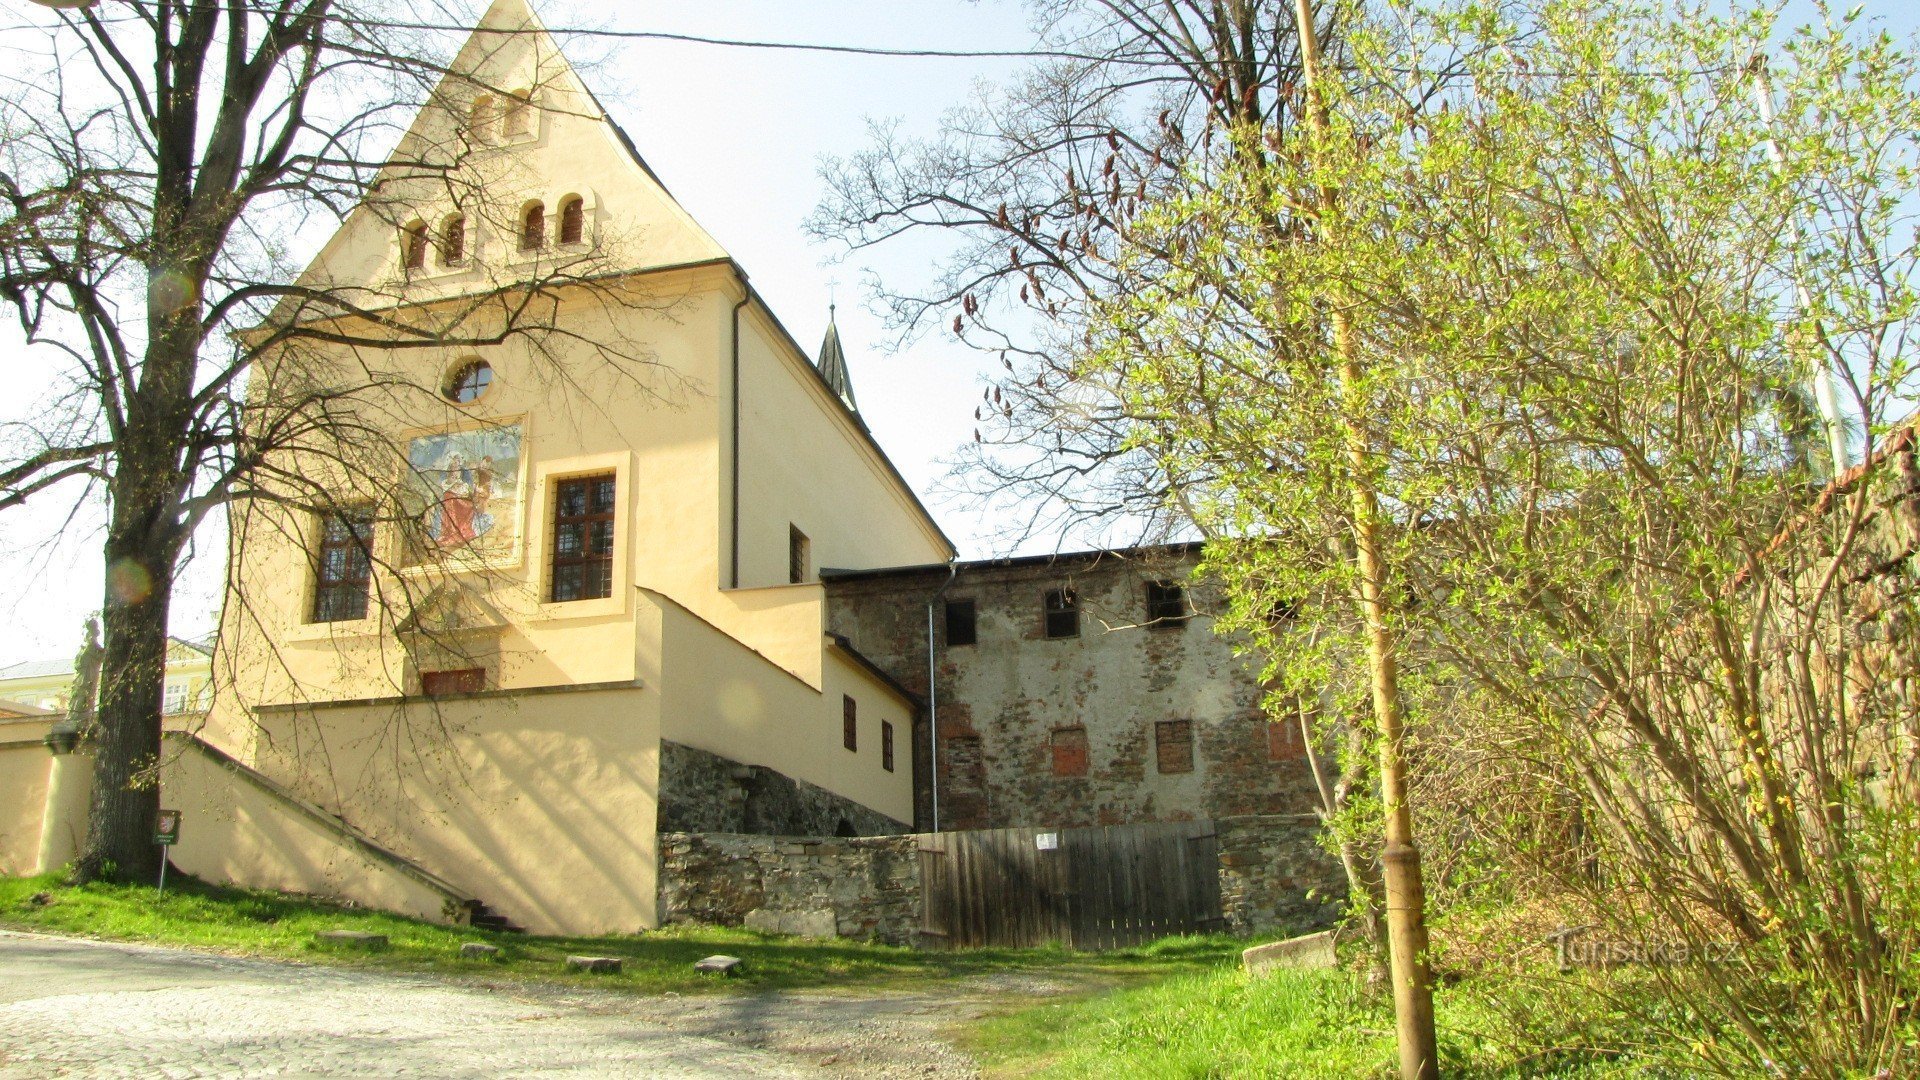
[0,719,52,876]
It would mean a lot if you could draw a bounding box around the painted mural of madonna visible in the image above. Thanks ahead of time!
[403,424,522,564]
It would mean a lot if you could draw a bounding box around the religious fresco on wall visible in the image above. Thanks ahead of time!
[403,423,522,563]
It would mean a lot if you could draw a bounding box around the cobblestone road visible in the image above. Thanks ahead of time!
[0,931,809,1078]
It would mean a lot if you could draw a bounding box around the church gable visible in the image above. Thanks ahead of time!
[289,0,728,307]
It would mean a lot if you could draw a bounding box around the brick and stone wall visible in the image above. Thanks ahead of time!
[823,545,1323,832]
[1216,814,1348,937]
[656,740,907,837]
[656,832,923,945]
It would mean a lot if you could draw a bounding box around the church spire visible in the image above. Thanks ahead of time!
[816,303,858,413]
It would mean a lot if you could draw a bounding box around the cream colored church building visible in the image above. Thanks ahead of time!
[3,0,951,935]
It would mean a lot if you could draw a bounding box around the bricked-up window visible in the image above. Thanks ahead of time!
[421,668,485,696]
[1146,580,1190,627]
[559,196,586,245]
[1155,719,1195,774]
[402,220,428,270]
[881,720,895,772]
[550,474,615,602]
[503,92,532,137]
[944,598,977,646]
[1044,587,1079,639]
[1268,718,1306,761]
[310,509,373,623]
[843,695,857,751]
[520,201,546,250]
[789,525,810,584]
[1051,726,1089,777]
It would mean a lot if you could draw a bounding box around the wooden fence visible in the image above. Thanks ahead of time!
[915,820,1224,949]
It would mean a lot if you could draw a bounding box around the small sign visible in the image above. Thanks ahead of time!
[155,809,181,846]
[1035,832,1059,851]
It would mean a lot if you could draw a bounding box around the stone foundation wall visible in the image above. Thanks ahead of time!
[1216,813,1347,937]
[657,741,907,837]
[657,831,923,945]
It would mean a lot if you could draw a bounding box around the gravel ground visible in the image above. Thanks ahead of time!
[0,931,1076,1079]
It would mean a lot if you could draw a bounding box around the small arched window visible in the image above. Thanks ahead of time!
[402,220,428,270]
[503,92,533,137]
[468,95,495,141]
[520,202,546,251]
[440,215,466,267]
[558,196,585,245]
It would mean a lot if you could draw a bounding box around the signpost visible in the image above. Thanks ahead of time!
[155,809,181,895]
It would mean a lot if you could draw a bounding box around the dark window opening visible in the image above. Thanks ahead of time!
[789,525,810,584]
[842,694,857,752]
[421,668,486,696]
[1051,726,1089,777]
[520,202,545,250]
[1146,580,1190,627]
[1155,719,1195,774]
[311,509,374,623]
[1044,587,1079,639]
[834,818,857,837]
[944,598,977,646]
[440,216,466,266]
[559,197,585,244]
[550,473,615,602]
[402,221,428,270]
[1269,596,1303,624]
[881,720,895,772]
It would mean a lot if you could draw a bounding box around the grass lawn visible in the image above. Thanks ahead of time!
[0,872,1244,997]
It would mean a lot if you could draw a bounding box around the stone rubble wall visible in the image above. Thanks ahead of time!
[658,813,1344,946]
[657,831,924,946]
[656,740,908,838]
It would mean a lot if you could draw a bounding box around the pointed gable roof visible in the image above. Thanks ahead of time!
[815,306,858,413]
[282,0,729,308]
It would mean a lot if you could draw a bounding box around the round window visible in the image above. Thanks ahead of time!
[444,360,492,404]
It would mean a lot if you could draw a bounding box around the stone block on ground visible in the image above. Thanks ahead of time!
[1242,930,1337,977]
[459,943,500,960]
[742,907,838,940]
[565,955,622,974]
[694,955,743,976]
[314,930,388,950]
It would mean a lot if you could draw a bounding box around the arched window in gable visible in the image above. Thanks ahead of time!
[558,196,585,246]
[440,215,467,267]
[503,91,533,137]
[468,95,495,142]
[402,220,429,270]
[519,202,546,251]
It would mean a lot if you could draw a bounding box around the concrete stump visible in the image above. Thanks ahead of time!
[314,931,388,950]
[694,955,743,976]
[459,943,501,960]
[1242,930,1337,977]
[565,955,622,974]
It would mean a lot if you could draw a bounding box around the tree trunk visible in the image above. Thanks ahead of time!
[75,523,173,885]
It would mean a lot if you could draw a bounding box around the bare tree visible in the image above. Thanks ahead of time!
[0,0,669,883]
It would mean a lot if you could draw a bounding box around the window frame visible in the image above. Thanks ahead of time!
[548,472,616,603]
[309,507,375,624]
[442,359,492,405]
[402,220,429,271]
[842,694,858,752]
[439,214,467,267]
[421,668,486,696]
[1043,587,1080,639]
[519,201,546,251]
[1145,580,1191,628]
[881,720,895,772]
[943,597,977,647]
[558,196,586,245]
[789,525,811,584]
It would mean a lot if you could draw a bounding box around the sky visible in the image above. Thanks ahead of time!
[0,0,1039,666]
[2,0,1918,667]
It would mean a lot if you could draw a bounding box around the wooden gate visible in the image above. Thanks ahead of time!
[916,821,1224,949]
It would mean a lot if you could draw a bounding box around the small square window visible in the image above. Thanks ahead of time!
[1155,719,1195,774]
[1146,580,1190,627]
[1051,726,1089,777]
[944,598,977,647]
[790,525,811,584]
[881,720,895,772]
[843,694,857,752]
[1044,588,1079,639]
